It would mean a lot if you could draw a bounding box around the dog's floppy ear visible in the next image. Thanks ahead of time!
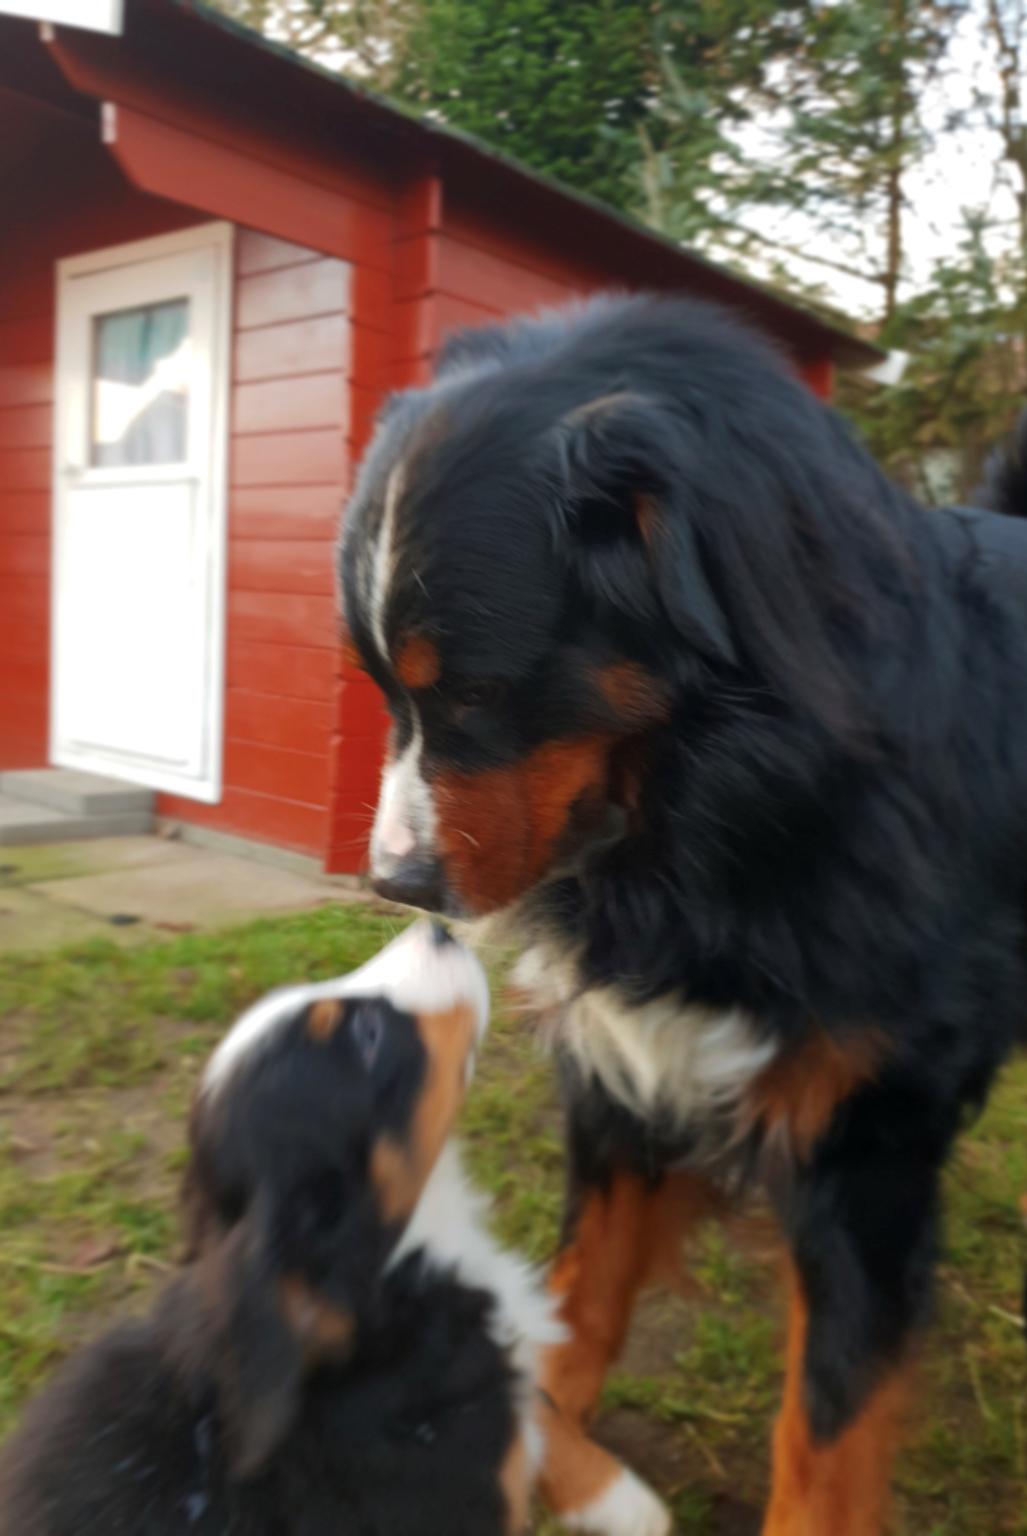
[551,391,738,666]
[207,1200,304,1479]
[157,1209,304,1480]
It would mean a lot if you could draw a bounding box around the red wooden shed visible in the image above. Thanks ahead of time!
[0,0,879,872]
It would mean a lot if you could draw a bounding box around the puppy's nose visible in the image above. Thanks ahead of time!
[372,857,447,913]
[428,920,455,947]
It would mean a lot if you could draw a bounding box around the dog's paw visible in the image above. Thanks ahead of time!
[559,1466,673,1536]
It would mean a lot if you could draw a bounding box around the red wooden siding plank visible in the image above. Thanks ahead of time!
[441,200,600,293]
[435,231,575,312]
[229,538,336,597]
[224,738,330,805]
[0,619,49,658]
[0,362,52,411]
[0,491,51,535]
[231,485,342,543]
[350,322,393,395]
[232,430,346,489]
[229,590,340,648]
[0,403,51,450]
[234,314,350,384]
[227,690,335,751]
[350,264,393,331]
[236,259,351,331]
[2,646,48,685]
[237,228,322,277]
[234,373,346,437]
[394,229,439,302]
[0,575,48,623]
[331,745,386,800]
[338,678,388,740]
[0,534,49,578]
[227,639,337,701]
[0,447,50,492]
[0,315,53,365]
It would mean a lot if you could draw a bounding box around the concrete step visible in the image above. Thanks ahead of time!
[0,795,154,847]
[1,768,154,818]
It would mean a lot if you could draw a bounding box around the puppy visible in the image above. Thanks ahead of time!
[0,921,557,1536]
[338,292,1027,1535]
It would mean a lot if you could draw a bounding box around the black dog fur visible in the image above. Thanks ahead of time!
[339,293,1027,1461]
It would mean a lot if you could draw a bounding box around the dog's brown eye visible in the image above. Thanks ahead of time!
[451,678,508,714]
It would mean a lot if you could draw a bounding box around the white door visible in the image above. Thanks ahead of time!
[52,224,232,802]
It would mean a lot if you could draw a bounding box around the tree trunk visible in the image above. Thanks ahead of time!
[883,0,908,323]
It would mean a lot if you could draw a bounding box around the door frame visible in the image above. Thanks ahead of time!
[50,221,233,802]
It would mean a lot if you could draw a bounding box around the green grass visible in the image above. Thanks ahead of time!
[1,905,1026,1531]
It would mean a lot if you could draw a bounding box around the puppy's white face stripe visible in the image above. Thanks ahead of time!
[202,922,489,1096]
[370,721,437,874]
[368,462,404,663]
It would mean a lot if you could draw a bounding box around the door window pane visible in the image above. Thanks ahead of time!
[91,298,190,467]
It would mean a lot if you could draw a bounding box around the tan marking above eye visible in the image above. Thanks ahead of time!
[308,998,346,1041]
[395,633,442,690]
[279,1274,354,1361]
[594,662,669,730]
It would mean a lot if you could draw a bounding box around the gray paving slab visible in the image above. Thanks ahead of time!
[0,836,197,887]
[0,884,133,952]
[34,848,342,930]
[1,768,154,816]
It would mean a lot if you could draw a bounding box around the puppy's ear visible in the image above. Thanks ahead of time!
[206,1203,305,1480]
[551,392,737,666]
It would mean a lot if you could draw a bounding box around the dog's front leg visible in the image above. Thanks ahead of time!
[537,1069,717,1536]
[763,1077,949,1536]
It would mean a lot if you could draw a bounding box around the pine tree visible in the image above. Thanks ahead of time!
[387,0,659,206]
[635,0,962,324]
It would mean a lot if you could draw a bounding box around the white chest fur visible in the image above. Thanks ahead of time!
[390,1143,562,1474]
[511,944,777,1130]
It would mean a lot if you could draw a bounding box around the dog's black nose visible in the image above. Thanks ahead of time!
[372,857,447,914]
[428,920,455,947]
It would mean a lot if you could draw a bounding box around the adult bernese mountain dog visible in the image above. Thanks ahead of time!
[0,922,558,1535]
[338,293,1027,1536]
